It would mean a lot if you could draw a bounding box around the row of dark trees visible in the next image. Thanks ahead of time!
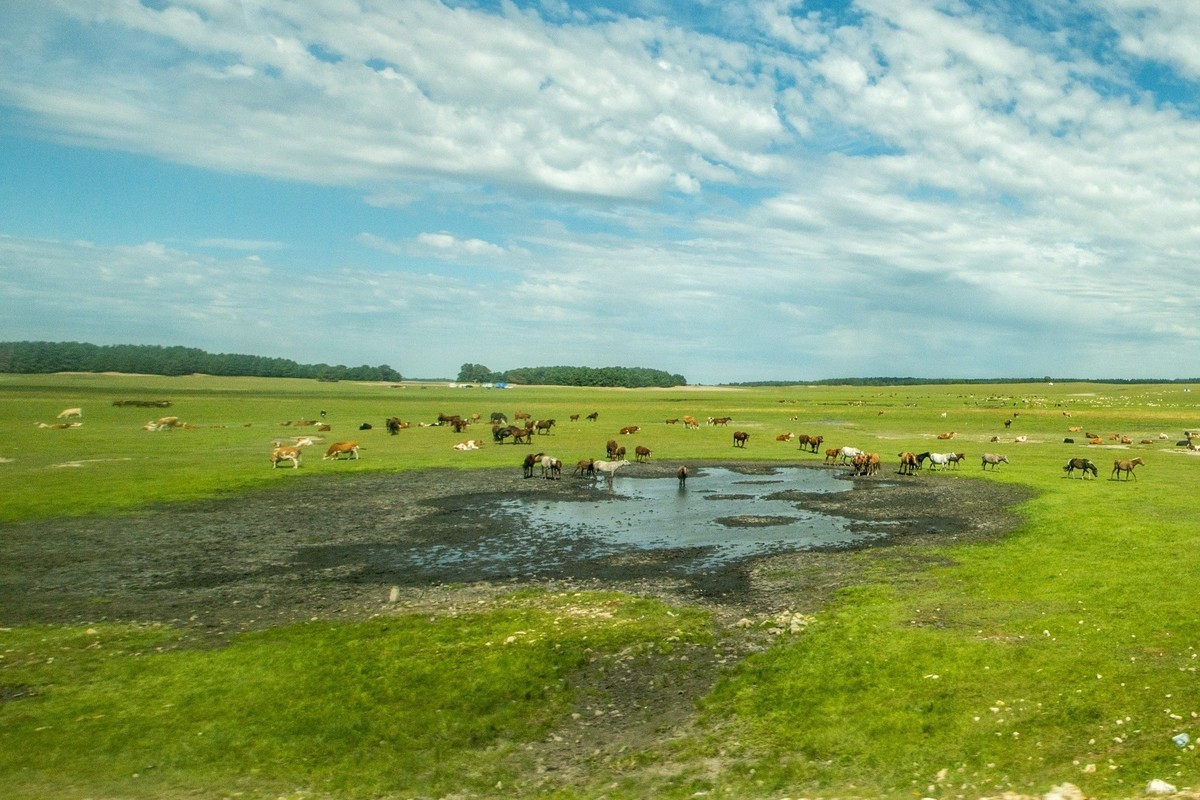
[0,341,402,382]
[458,363,686,388]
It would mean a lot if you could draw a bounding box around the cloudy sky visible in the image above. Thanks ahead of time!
[2,0,1199,383]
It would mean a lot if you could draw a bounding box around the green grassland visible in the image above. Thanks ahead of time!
[4,373,1200,798]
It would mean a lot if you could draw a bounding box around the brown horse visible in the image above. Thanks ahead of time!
[1111,457,1144,481]
[897,451,920,475]
[733,431,749,448]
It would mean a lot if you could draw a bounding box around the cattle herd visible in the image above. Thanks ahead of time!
[35,403,1181,484]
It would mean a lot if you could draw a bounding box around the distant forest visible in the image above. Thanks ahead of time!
[0,341,402,382]
[457,363,687,388]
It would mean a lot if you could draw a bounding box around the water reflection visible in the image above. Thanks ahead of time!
[485,466,884,571]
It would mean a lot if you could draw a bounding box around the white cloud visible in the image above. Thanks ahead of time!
[5,2,1200,380]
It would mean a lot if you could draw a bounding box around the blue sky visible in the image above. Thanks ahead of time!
[3,0,1200,383]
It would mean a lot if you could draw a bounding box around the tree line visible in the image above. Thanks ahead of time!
[0,341,402,382]
[458,363,686,388]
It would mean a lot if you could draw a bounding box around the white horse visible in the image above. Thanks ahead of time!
[539,455,562,479]
[926,452,954,470]
[838,446,863,464]
[592,458,630,484]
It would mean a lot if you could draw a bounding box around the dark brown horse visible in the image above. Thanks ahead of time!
[733,431,749,448]
[1063,457,1098,478]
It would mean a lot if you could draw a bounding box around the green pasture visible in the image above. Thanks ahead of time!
[3,373,1200,798]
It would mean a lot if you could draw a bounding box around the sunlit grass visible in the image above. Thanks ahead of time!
[4,374,1200,797]
[0,593,711,799]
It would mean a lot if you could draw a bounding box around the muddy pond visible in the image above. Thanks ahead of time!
[400,467,895,580]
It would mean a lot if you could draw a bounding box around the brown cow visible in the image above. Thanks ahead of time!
[323,441,360,460]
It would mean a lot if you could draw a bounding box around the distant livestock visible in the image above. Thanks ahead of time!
[323,441,360,460]
[1063,457,1098,479]
[1111,457,1144,481]
[57,407,82,419]
[592,458,630,485]
[634,445,652,462]
[677,465,689,486]
[733,431,750,448]
[981,453,1009,470]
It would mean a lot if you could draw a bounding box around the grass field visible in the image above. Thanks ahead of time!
[3,373,1200,798]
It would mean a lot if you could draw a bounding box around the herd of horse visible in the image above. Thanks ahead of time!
[410,408,1153,485]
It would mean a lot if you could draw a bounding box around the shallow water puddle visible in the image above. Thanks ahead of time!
[418,467,890,576]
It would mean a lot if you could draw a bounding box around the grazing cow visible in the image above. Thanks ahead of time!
[634,445,652,462]
[522,452,544,478]
[776,432,794,442]
[619,425,640,435]
[1063,457,1098,478]
[683,416,699,429]
[677,465,689,486]
[323,441,360,460]
[606,439,620,459]
[981,453,1009,470]
[57,407,82,419]
[573,459,595,478]
[586,411,599,422]
[535,419,556,435]
[539,455,562,479]
[898,451,920,475]
[733,431,750,448]
[1111,457,1144,481]
[592,458,630,484]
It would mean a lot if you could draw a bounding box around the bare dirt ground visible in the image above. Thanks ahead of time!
[0,462,1034,794]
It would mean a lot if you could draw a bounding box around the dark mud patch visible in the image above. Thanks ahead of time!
[0,462,1032,634]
